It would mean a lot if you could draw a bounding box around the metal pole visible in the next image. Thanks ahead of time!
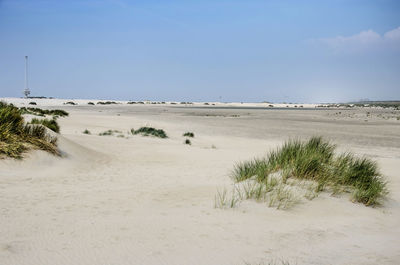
[25,56,28,91]
[24,56,30,98]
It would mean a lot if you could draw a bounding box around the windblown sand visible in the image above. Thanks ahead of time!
[1,98,399,265]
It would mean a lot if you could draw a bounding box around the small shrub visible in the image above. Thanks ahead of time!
[88,102,95,105]
[184,139,191,145]
[29,102,37,105]
[30,118,60,133]
[131,127,168,138]
[83,129,91,134]
[183,132,194,138]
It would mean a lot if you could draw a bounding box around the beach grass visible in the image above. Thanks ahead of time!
[184,138,191,145]
[231,136,387,206]
[183,132,195,138]
[0,102,58,158]
[83,129,91,134]
[99,129,121,136]
[64,101,77,105]
[131,127,168,138]
[19,107,69,117]
[214,188,239,209]
[30,118,60,133]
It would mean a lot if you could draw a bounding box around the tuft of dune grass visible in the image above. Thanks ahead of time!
[230,137,387,207]
[30,118,60,133]
[131,127,168,138]
[99,129,121,136]
[183,132,195,138]
[20,107,68,117]
[0,102,58,158]
[83,129,91,134]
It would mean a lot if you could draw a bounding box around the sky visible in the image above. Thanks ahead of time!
[0,0,399,103]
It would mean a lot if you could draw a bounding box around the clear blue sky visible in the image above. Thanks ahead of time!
[0,0,399,102]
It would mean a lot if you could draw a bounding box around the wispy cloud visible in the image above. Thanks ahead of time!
[309,26,400,52]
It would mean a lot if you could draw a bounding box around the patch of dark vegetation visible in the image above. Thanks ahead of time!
[64,101,77,105]
[88,102,95,105]
[131,127,168,138]
[99,129,122,136]
[20,107,69,117]
[349,101,400,110]
[83,129,91,134]
[183,132,195,138]
[232,137,387,206]
[97,101,118,105]
[30,118,60,133]
[322,101,400,110]
[29,102,37,105]
[180,102,193,105]
[184,139,191,145]
[0,102,58,158]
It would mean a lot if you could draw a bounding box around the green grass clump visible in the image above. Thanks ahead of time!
[184,139,191,145]
[183,132,195,138]
[0,102,58,158]
[83,129,91,134]
[231,137,387,206]
[131,127,168,138]
[19,107,69,117]
[99,129,121,136]
[30,118,60,133]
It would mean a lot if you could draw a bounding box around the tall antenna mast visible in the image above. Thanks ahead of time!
[24,56,31,98]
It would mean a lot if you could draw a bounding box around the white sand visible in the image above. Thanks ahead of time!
[1,98,399,265]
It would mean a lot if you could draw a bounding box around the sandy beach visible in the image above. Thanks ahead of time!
[1,98,400,265]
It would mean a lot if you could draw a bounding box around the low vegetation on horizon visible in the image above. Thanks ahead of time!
[183,132,195,138]
[0,102,59,158]
[99,129,122,136]
[131,127,168,138]
[64,101,77,105]
[83,129,91,134]
[216,137,387,209]
[97,101,118,105]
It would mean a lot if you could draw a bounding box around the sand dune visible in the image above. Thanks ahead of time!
[1,98,399,265]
